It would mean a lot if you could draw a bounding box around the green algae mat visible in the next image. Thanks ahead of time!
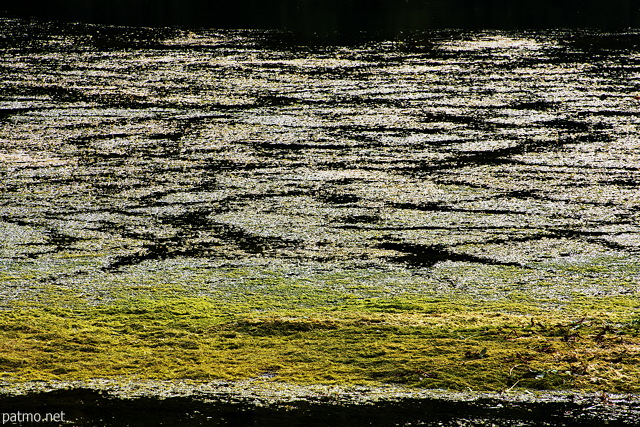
[2,293,640,393]
[1,20,640,397]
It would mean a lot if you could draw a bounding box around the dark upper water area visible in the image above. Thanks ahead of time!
[2,0,640,34]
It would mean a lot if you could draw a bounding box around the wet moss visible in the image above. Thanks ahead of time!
[1,294,639,392]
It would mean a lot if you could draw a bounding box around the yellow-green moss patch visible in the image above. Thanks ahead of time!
[1,295,639,392]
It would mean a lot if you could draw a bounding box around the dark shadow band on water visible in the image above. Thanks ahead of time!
[3,0,640,35]
[1,388,640,426]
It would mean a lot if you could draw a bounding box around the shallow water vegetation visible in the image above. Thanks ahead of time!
[2,21,640,404]
[1,294,640,393]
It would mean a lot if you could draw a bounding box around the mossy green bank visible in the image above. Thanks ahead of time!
[2,292,639,393]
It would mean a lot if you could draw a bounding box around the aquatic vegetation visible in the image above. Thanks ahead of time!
[1,294,640,392]
[1,20,640,395]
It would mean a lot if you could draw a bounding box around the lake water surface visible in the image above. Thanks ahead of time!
[1,18,640,306]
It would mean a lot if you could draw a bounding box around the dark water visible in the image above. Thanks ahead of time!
[3,0,640,31]
[1,387,640,426]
